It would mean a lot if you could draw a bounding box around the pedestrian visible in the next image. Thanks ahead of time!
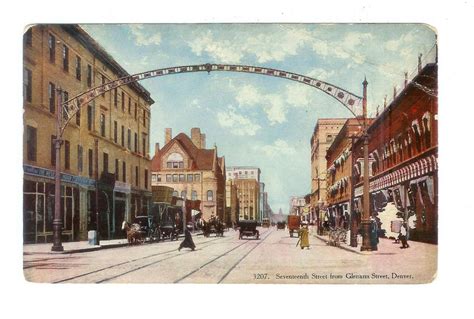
[297,222,310,250]
[399,223,410,249]
[178,226,196,251]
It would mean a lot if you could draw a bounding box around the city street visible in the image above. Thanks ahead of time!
[23,227,436,284]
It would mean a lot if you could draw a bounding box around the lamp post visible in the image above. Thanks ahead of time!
[51,87,64,251]
[360,78,377,251]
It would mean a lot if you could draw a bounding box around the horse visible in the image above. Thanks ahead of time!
[121,221,144,245]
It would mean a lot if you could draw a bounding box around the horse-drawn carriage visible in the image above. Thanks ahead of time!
[238,220,260,240]
[202,217,225,237]
[133,215,161,242]
[150,202,181,241]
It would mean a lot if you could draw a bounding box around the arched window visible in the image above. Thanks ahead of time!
[207,190,213,201]
[181,190,187,199]
[412,120,422,153]
[191,191,197,201]
[166,153,184,169]
[422,112,431,148]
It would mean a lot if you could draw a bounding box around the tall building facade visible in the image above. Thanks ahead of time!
[151,128,226,221]
[226,166,261,221]
[23,25,154,243]
[225,179,239,226]
[352,63,438,244]
[309,119,347,226]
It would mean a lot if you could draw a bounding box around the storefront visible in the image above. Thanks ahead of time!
[23,164,95,243]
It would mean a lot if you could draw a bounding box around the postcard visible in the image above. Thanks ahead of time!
[22,23,437,284]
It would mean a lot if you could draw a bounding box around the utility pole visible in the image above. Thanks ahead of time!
[51,88,64,252]
[349,135,358,247]
[95,138,100,245]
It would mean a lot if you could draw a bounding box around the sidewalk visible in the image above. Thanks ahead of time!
[310,228,437,256]
[23,232,203,255]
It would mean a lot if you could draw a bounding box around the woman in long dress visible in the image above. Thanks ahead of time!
[178,227,196,251]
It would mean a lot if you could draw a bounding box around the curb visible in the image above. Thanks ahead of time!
[24,232,205,255]
[313,234,364,255]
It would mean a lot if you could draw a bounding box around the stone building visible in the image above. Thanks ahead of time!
[150,128,226,221]
[234,179,260,221]
[23,25,154,243]
[309,119,347,226]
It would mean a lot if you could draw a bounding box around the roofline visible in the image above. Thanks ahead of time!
[61,24,155,105]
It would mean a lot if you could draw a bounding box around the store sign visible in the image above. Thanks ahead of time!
[114,181,131,193]
[23,164,95,187]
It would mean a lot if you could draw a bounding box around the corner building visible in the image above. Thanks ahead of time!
[23,25,154,243]
[150,128,226,221]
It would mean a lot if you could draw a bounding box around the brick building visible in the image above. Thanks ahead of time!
[234,179,260,221]
[309,119,347,225]
[151,128,226,221]
[23,25,154,243]
[352,62,438,244]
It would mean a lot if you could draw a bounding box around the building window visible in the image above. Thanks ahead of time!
[135,166,139,186]
[62,45,69,72]
[48,82,55,113]
[128,97,131,114]
[75,56,81,80]
[64,140,70,170]
[127,129,131,149]
[192,191,197,200]
[121,92,125,112]
[87,65,92,87]
[114,88,118,107]
[77,145,83,172]
[101,75,106,97]
[207,190,214,201]
[144,169,148,189]
[187,174,193,182]
[194,174,200,182]
[167,153,184,169]
[62,91,69,121]
[87,105,93,131]
[50,135,56,166]
[88,149,93,177]
[100,113,106,137]
[75,106,81,126]
[142,135,146,156]
[152,174,157,183]
[121,126,125,147]
[24,28,32,47]
[134,103,138,120]
[23,68,32,102]
[172,174,178,183]
[143,109,146,127]
[179,174,185,182]
[26,125,37,162]
[166,174,172,182]
[157,174,162,182]
[122,161,126,182]
[181,191,186,199]
[134,133,138,153]
[102,152,109,174]
[115,159,119,180]
[48,33,55,63]
[326,134,333,143]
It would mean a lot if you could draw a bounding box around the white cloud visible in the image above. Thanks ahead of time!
[129,25,162,46]
[188,26,313,64]
[307,68,336,81]
[285,84,312,108]
[216,108,261,136]
[259,139,297,157]
[385,32,416,52]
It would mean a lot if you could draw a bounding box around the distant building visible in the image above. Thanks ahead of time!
[289,196,306,217]
[226,166,261,182]
[309,119,347,227]
[225,179,239,226]
[151,128,226,221]
[235,179,260,221]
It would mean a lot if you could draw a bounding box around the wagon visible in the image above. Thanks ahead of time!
[276,221,286,230]
[133,215,161,242]
[238,220,260,240]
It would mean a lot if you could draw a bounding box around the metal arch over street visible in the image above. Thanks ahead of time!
[59,63,363,133]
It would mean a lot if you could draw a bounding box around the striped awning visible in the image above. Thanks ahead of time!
[356,153,437,195]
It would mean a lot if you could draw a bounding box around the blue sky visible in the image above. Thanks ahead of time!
[81,24,436,213]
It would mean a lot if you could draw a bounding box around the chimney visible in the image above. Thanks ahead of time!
[155,143,160,155]
[201,134,206,149]
[191,127,201,148]
[165,128,172,144]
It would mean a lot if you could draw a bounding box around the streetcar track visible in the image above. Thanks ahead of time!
[174,229,273,284]
[217,229,273,283]
[53,236,232,283]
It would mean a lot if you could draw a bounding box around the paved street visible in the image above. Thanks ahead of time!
[23,227,436,284]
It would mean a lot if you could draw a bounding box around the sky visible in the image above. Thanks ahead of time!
[81,23,436,214]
